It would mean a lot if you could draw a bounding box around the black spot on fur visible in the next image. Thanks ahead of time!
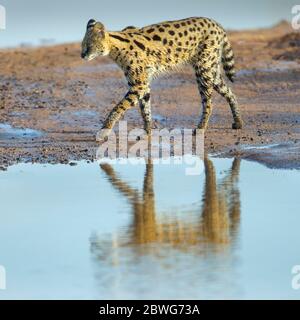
[163,38,168,45]
[126,97,133,105]
[122,26,137,32]
[143,93,150,102]
[159,27,165,32]
[153,34,161,41]
[174,24,180,28]
[147,28,155,33]
[223,65,232,71]
[128,90,139,96]
[110,34,130,43]
[134,40,146,51]
[169,30,175,36]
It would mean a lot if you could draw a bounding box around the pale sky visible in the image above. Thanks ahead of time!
[0,0,297,47]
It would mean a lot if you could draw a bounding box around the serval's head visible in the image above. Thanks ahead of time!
[81,19,109,61]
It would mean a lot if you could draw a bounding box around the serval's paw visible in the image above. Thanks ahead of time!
[197,122,208,131]
[96,128,112,142]
[232,120,243,130]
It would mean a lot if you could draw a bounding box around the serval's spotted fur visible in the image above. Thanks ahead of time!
[81,17,243,140]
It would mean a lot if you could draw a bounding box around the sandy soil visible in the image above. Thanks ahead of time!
[0,21,299,170]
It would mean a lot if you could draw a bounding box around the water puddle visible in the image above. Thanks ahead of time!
[241,143,281,150]
[0,157,299,299]
[152,114,167,123]
[0,123,44,139]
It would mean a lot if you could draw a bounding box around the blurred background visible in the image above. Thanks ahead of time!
[0,0,296,48]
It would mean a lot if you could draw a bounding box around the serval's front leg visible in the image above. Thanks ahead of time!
[96,84,149,141]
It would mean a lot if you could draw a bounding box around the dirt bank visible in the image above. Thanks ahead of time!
[0,21,299,169]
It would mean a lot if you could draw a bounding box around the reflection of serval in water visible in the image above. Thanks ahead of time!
[97,157,241,250]
[201,157,241,244]
[81,17,243,141]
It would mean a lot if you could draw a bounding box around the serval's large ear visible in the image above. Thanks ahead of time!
[87,19,97,30]
[94,21,105,36]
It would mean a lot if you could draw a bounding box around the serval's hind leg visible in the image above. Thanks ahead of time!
[193,47,219,130]
[139,91,152,135]
[194,71,213,130]
[214,75,243,129]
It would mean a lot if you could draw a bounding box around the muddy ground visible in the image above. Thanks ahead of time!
[0,21,299,170]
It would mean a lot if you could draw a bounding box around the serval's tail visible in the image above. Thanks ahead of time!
[222,34,236,82]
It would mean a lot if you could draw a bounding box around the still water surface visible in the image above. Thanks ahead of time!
[0,157,299,299]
